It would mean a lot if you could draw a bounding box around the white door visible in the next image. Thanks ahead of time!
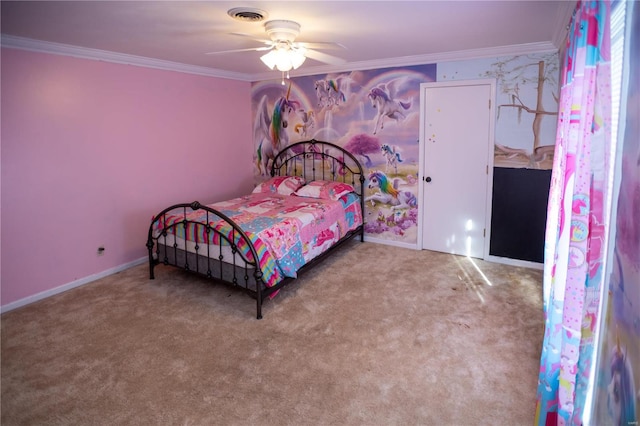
[419,81,494,258]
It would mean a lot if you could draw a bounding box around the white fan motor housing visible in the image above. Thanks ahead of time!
[264,20,301,43]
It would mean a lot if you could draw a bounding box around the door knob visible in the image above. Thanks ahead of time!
[425,176,432,183]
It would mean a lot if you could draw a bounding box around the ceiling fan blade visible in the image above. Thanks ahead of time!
[297,41,346,51]
[303,49,347,65]
[205,46,272,55]
[229,32,273,44]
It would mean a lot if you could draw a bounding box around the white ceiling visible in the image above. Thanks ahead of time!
[1,1,575,81]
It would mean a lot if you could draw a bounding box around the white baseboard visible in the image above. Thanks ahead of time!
[364,236,543,270]
[363,236,419,250]
[485,254,544,270]
[0,257,148,314]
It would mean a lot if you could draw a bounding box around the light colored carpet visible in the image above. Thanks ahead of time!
[1,241,543,425]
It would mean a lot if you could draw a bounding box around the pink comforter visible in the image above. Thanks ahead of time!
[154,192,362,287]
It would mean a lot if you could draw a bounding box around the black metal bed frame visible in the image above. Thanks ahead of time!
[146,140,365,319]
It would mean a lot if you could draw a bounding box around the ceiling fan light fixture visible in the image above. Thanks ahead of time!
[260,48,306,72]
[290,48,306,69]
[273,49,293,72]
[259,50,279,70]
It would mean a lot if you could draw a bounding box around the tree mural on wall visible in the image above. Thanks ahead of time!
[483,54,559,169]
[343,133,379,167]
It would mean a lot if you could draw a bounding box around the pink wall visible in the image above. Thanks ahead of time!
[1,48,253,306]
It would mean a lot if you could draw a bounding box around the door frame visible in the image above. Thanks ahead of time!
[417,79,497,259]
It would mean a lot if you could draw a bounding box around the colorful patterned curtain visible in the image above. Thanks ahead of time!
[535,1,612,425]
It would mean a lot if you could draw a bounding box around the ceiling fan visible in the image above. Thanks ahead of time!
[206,20,347,72]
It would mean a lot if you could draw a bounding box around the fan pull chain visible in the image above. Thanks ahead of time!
[281,70,291,86]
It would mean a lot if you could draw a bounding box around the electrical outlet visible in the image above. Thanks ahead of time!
[97,246,105,256]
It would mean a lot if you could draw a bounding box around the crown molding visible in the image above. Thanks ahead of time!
[2,34,557,83]
[0,34,254,81]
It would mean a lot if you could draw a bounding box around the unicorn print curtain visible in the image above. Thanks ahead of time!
[535,1,612,425]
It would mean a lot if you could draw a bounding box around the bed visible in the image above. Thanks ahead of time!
[146,139,365,319]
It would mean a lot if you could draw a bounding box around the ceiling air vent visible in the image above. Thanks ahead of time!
[227,7,268,22]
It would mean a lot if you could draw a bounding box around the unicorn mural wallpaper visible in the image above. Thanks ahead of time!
[252,64,436,245]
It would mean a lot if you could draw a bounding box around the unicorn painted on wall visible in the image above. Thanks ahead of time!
[314,79,346,108]
[326,79,346,105]
[368,86,411,135]
[254,85,300,175]
[365,171,417,210]
[294,109,315,138]
[314,80,329,107]
[380,143,404,174]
